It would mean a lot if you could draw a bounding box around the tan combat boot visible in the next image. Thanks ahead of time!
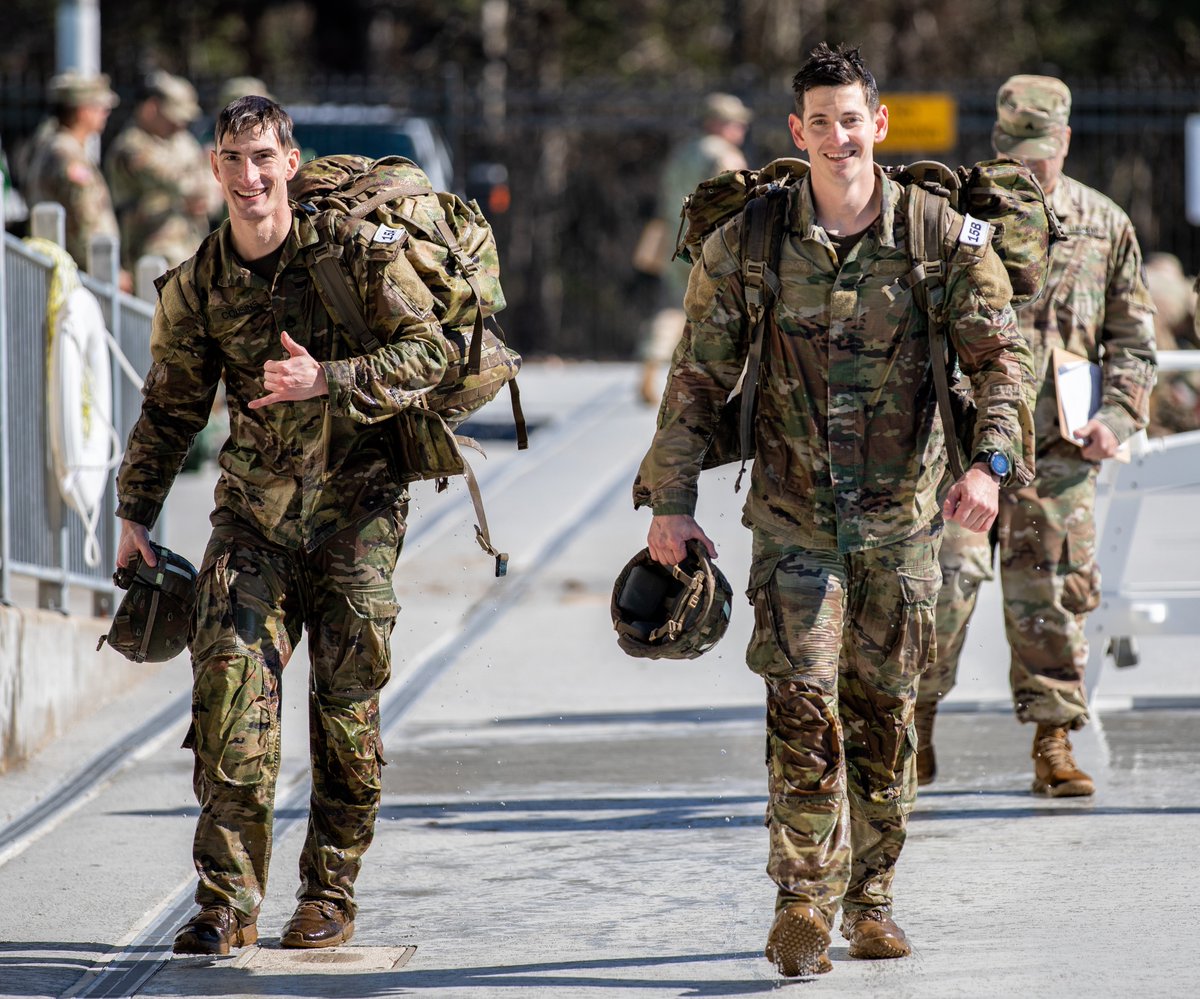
[1031,723,1095,797]
[841,908,912,959]
[915,701,937,786]
[764,903,833,977]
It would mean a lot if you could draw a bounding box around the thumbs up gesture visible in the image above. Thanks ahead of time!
[249,331,329,409]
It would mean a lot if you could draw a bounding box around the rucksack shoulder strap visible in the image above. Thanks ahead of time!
[731,185,789,490]
[903,183,969,480]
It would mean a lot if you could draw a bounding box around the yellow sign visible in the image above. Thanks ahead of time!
[877,92,958,154]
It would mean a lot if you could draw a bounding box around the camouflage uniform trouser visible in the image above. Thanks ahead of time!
[185,506,404,920]
[918,451,1100,729]
[746,521,942,925]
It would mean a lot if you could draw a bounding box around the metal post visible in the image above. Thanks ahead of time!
[134,254,167,303]
[0,190,10,605]
[30,202,66,246]
[56,0,101,74]
[30,203,69,610]
[88,233,120,617]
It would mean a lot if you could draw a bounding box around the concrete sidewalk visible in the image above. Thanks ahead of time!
[3,362,1199,998]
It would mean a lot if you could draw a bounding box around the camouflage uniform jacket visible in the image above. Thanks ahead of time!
[1024,174,1157,448]
[635,170,1035,554]
[116,206,448,550]
[104,124,215,269]
[25,126,119,268]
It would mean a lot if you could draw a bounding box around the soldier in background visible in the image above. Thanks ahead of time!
[916,76,1157,796]
[634,44,1033,976]
[1145,253,1200,437]
[635,92,751,405]
[24,72,127,287]
[104,71,219,270]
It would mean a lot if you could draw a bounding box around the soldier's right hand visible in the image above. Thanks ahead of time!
[117,519,156,569]
[648,514,717,567]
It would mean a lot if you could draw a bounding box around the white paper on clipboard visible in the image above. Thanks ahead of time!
[1052,347,1130,462]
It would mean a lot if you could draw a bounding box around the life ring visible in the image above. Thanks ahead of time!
[47,283,122,567]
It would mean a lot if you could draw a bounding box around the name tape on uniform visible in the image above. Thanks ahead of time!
[959,214,992,248]
[374,224,405,245]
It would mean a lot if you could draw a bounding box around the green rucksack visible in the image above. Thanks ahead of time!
[671,155,1057,484]
[290,155,525,576]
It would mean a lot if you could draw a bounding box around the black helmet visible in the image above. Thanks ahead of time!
[97,543,197,663]
[611,540,733,660]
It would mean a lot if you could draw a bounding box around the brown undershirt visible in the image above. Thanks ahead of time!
[826,217,878,267]
[237,245,284,282]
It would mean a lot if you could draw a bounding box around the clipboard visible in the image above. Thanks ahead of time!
[1052,347,1130,463]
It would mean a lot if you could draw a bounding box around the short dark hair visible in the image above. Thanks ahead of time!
[792,43,880,118]
[214,95,295,151]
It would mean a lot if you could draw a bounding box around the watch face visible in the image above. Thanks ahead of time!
[989,452,1011,476]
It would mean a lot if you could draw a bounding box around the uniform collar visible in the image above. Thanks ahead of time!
[1048,174,1077,222]
[214,208,318,288]
[790,165,899,248]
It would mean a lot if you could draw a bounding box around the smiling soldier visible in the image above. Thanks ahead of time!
[633,43,1034,975]
[114,96,448,954]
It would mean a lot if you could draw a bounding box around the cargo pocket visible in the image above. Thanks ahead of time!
[895,564,942,679]
[190,548,237,663]
[192,655,272,787]
[1060,536,1100,615]
[745,551,787,679]
[341,582,400,692]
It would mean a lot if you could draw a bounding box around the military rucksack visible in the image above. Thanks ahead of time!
[672,154,1055,485]
[290,155,526,576]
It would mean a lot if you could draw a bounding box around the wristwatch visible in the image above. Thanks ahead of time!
[973,451,1011,481]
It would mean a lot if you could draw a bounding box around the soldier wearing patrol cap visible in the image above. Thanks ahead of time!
[114,95,449,956]
[104,70,220,269]
[24,71,123,279]
[636,91,752,405]
[916,75,1158,796]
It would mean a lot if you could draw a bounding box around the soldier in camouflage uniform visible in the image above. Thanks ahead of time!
[24,72,125,283]
[114,96,448,955]
[104,71,220,270]
[634,44,1033,977]
[637,92,752,405]
[916,76,1157,797]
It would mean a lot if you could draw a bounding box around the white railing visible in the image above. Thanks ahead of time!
[0,202,158,614]
[1085,350,1200,699]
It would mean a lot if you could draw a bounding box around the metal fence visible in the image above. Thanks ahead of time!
[0,209,152,614]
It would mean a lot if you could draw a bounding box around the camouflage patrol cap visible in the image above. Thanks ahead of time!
[47,71,119,109]
[611,541,733,660]
[97,543,197,663]
[144,70,201,125]
[703,92,753,126]
[217,76,275,111]
[992,75,1071,159]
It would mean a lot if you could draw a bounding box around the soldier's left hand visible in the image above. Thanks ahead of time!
[249,331,328,409]
[1075,418,1120,461]
[943,466,999,533]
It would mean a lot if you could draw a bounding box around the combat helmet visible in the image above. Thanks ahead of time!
[611,540,732,660]
[97,543,197,663]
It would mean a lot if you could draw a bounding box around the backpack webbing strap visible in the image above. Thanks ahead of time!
[308,242,383,353]
[457,443,509,577]
[347,183,435,220]
[906,185,967,480]
[732,188,788,492]
[432,216,530,450]
[432,217,487,373]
